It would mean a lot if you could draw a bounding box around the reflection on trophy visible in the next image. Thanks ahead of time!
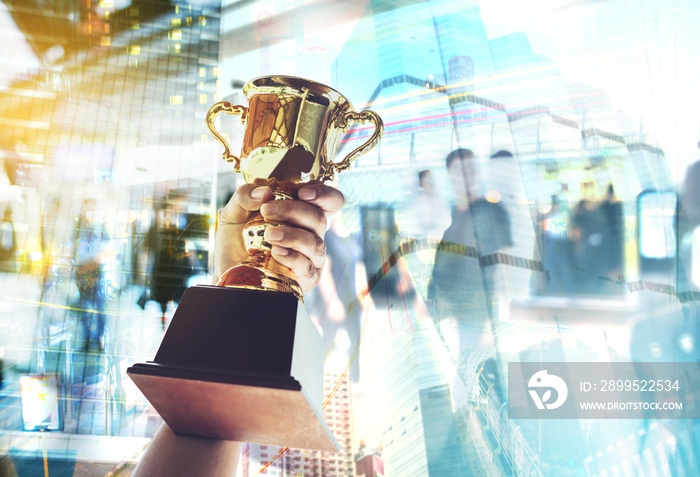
[127,76,383,452]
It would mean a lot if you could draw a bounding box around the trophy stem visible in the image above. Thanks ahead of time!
[214,178,305,300]
[217,177,305,303]
[217,250,304,300]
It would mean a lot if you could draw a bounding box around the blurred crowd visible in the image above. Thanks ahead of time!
[0,188,208,436]
[0,143,699,477]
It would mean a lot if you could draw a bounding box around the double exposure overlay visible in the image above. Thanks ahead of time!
[0,1,699,476]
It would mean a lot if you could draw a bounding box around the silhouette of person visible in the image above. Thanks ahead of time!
[540,193,574,294]
[679,154,700,293]
[431,148,513,354]
[402,169,451,299]
[306,210,365,382]
[0,208,16,272]
[429,148,514,408]
[404,169,451,241]
[600,183,623,274]
[682,150,700,230]
[73,199,111,351]
[570,182,608,293]
[149,194,194,331]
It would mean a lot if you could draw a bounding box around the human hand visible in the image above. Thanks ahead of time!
[214,181,345,292]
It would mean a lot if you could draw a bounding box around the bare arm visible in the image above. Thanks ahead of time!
[132,425,242,476]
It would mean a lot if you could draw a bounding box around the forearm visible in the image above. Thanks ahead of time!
[132,424,242,477]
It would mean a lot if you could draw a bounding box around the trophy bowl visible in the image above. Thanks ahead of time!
[128,76,383,452]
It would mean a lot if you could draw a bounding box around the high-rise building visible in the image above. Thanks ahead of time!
[353,313,504,476]
[330,3,554,476]
[241,373,355,477]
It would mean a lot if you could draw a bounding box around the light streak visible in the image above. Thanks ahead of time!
[348,89,606,135]
[378,247,393,334]
[395,264,414,333]
[341,100,610,143]
[369,67,588,117]
[385,285,392,334]
[254,446,290,475]
[0,294,126,318]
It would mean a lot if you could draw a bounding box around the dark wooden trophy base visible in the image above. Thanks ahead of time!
[127,285,339,452]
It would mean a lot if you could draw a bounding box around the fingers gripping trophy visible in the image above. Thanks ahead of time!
[128,76,383,452]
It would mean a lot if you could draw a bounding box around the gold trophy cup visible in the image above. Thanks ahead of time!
[128,76,383,452]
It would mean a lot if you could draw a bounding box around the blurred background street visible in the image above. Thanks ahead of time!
[1,0,700,476]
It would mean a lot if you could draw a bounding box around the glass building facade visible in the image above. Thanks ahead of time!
[1,0,700,475]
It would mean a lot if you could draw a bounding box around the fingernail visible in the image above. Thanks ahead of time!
[274,246,289,256]
[267,227,283,241]
[298,188,317,200]
[251,187,268,199]
[261,202,279,215]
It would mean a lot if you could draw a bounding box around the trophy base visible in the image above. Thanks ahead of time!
[127,285,339,453]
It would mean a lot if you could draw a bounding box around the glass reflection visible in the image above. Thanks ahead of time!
[0,0,697,475]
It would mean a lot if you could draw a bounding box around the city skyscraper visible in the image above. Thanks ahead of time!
[241,373,355,477]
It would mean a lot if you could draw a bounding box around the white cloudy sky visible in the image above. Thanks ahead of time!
[478,0,700,180]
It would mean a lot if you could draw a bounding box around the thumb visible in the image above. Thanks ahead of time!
[219,184,274,226]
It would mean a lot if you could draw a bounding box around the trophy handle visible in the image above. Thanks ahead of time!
[325,109,384,180]
[206,101,249,172]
